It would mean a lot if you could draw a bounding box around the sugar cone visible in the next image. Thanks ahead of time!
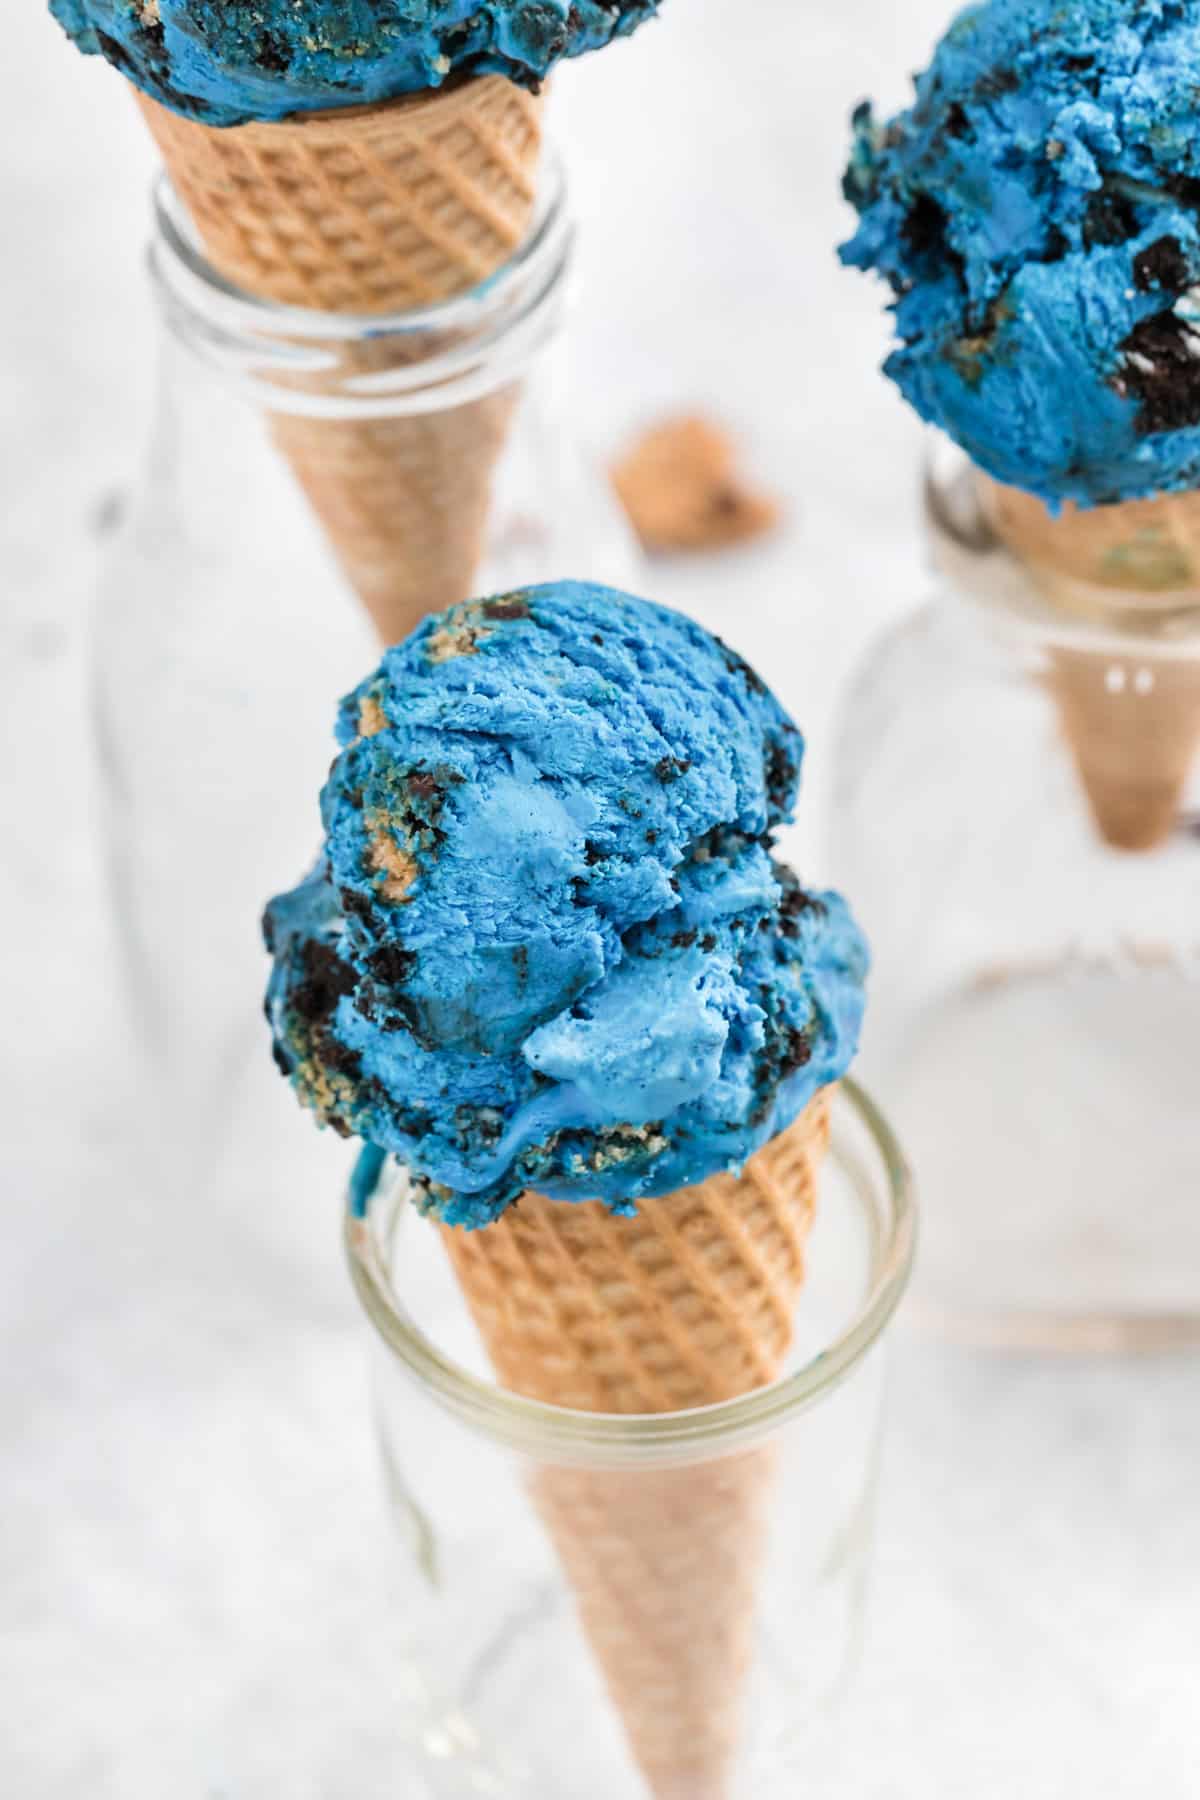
[440,1088,833,1797]
[980,478,1200,851]
[529,1449,776,1800]
[275,379,522,648]
[137,78,544,644]
[1042,647,1200,852]
[981,479,1200,601]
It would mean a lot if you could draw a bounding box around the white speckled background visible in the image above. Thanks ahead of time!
[3,2,1197,1795]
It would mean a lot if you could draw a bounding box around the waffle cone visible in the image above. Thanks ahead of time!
[981,478,1200,851]
[137,79,544,643]
[440,1088,833,1797]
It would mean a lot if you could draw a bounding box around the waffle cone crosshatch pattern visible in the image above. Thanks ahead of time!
[136,78,546,315]
[438,1091,831,1415]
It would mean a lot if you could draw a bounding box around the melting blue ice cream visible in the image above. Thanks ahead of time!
[50,0,659,126]
[841,0,1200,507]
[264,584,868,1228]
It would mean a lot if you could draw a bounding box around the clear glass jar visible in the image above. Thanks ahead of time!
[830,441,1200,1349]
[91,155,637,1160]
[346,1081,914,1799]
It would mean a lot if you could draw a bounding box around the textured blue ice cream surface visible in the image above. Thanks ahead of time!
[841,0,1200,507]
[264,584,868,1229]
[50,0,659,126]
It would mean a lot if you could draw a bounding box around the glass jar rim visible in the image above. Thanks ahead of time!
[345,1079,916,1463]
[146,150,572,415]
[926,439,1200,651]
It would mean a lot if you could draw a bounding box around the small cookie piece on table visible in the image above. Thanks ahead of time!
[612,416,780,553]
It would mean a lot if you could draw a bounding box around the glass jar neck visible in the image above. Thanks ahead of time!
[146,151,572,419]
[926,440,1200,650]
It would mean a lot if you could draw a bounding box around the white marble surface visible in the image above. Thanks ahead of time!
[3,3,1198,1795]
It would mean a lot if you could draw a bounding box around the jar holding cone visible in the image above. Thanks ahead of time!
[349,1080,913,1798]
[832,446,1200,1345]
[438,1090,833,1798]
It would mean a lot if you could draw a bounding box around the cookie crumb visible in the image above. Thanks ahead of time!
[358,695,388,738]
[427,602,491,663]
[365,819,419,903]
[611,416,781,554]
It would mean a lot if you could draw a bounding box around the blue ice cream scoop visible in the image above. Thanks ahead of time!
[841,0,1200,508]
[49,0,660,127]
[264,584,868,1228]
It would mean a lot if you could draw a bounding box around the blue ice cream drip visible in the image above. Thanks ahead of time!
[264,584,868,1229]
[50,0,660,127]
[841,0,1200,507]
